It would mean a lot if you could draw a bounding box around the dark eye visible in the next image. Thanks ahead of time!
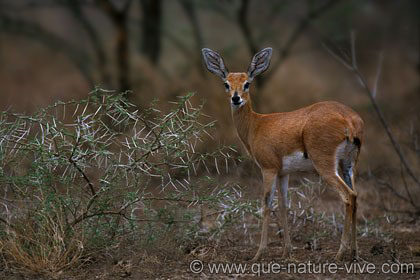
[224,82,230,90]
[243,82,250,90]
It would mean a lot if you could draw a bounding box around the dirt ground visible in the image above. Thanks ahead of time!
[74,174,420,280]
[2,226,419,280]
[1,170,419,280]
[66,219,420,279]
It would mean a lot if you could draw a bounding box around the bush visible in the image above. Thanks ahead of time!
[0,89,253,277]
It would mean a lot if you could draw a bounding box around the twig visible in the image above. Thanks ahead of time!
[263,0,341,86]
[380,203,420,217]
[69,135,96,196]
[178,0,205,76]
[325,32,420,187]
[237,0,257,56]
[64,0,110,84]
[142,196,196,203]
[372,52,383,98]
[376,179,410,203]
[71,210,193,226]
[0,217,14,229]
[400,163,418,209]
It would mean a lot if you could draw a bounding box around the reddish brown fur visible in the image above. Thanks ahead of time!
[226,73,364,169]
[224,72,364,261]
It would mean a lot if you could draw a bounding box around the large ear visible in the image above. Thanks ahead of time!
[247,48,272,81]
[202,48,229,80]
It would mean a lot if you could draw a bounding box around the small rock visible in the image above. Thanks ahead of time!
[370,243,384,255]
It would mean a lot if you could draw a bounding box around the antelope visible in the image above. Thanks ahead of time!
[202,47,364,261]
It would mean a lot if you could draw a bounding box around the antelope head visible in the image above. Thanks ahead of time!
[202,48,272,109]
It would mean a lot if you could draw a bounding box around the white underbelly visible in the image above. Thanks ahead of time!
[281,151,315,174]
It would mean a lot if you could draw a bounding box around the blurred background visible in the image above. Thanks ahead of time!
[0,0,418,201]
[1,2,419,276]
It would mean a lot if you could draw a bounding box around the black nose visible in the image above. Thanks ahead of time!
[231,95,240,103]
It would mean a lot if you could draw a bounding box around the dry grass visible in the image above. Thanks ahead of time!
[0,211,85,278]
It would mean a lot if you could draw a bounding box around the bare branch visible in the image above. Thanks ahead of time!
[69,136,96,196]
[178,0,205,76]
[63,0,110,84]
[263,0,342,85]
[324,46,353,71]
[237,0,258,56]
[0,217,13,229]
[376,179,410,203]
[372,52,384,98]
[350,30,357,69]
[400,163,418,208]
[326,32,420,188]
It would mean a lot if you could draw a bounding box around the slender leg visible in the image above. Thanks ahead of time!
[251,169,277,261]
[303,121,361,261]
[340,162,359,260]
[336,193,354,261]
[312,157,357,261]
[319,172,356,261]
[278,174,292,258]
[350,172,358,260]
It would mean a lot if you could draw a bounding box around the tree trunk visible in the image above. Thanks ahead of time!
[139,0,162,64]
[114,13,130,92]
[179,0,205,76]
[96,0,132,92]
[66,0,110,86]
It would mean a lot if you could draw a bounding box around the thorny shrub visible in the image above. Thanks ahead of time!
[0,89,257,276]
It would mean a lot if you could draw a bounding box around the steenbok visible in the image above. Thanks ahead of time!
[202,47,363,261]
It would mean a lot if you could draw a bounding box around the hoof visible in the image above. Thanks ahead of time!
[352,254,367,263]
[250,255,261,262]
[351,249,359,261]
[250,248,265,262]
[282,246,292,259]
[335,250,345,261]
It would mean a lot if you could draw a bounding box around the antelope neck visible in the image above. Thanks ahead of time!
[231,100,258,152]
